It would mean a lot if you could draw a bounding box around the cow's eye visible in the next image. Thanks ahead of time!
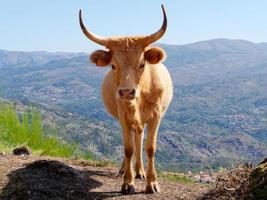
[111,65,116,70]
[139,64,145,70]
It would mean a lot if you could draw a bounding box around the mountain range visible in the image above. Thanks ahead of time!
[1,38,267,171]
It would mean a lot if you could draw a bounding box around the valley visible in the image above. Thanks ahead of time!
[1,39,267,171]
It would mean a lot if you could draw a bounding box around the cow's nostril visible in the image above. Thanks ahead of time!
[130,89,135,96]
[119,90,124,97]
[119,89,136,99]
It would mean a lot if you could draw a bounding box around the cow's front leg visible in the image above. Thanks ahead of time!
[135,130,146,180]
[118,130,146,180]
[145,108,162,194]
[119,111,135,195]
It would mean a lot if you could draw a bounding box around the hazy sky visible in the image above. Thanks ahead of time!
[1,0,267,52]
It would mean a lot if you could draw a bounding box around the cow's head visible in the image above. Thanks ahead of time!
[79,5,167,101]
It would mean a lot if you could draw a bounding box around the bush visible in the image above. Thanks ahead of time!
[250,158,267,200]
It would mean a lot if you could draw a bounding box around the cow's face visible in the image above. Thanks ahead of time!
[90,41,166,100]
[79,5,167,101]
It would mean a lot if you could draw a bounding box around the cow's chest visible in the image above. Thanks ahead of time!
[139,103,157,123]
[122,100,157,126]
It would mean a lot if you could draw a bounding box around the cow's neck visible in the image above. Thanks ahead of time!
[119,99,141,133]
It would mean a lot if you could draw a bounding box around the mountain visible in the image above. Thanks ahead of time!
[160,39,267,85]
[0,49,86,68]
[0,38,267,171]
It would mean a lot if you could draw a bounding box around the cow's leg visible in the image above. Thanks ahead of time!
[135,130,146,179]
[117,157,125,177]
[145,108,162,194]
[119,110,135,195]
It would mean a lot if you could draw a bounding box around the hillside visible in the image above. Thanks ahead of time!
[0,39,267,171]
[0,98,96,161]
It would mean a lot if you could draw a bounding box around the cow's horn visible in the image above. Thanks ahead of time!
[79,9,109,46]
[142,5,167,47]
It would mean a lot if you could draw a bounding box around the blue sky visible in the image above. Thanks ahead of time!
[0,0,267,52]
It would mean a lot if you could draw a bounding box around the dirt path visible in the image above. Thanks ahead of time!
[0,154,207,200]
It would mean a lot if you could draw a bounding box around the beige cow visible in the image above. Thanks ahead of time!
[79,5,173,195]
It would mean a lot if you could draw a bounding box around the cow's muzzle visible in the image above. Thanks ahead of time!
[118,88,136,100]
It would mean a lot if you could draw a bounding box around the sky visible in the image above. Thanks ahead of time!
[0,0,267,52]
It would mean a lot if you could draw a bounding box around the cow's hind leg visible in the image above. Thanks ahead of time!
[119,109,135,195]
[117,157,125,177]
[135,130,146,180]
[145,108,162,194]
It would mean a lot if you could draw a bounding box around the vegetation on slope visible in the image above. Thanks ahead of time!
[159,172,195,185]
[0,103,93,159]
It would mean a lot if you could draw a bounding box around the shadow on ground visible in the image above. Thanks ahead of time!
[0,160,120,200]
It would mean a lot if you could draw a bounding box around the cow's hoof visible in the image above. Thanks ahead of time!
[135,173,146,180]
[146,182,161,194]
[121,183,135,195]
[116,169,124,177]
[135,170,146,180]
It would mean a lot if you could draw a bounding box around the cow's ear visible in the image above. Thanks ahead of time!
[144,47,166,64]
[90,50,111,67]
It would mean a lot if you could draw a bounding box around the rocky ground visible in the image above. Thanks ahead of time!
[1,153,266,200]
[0,154,208,200]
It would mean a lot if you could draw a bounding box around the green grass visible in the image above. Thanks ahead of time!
[0,104,87,159]
[159,173,195,184]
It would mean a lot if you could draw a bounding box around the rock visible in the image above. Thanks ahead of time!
[187,171,192,177]
[0,151,6,156]
[194,172,215,184]
[13,146,31,156]
[250,158,267,200]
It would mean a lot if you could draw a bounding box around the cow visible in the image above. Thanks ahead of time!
[79,5,173,195]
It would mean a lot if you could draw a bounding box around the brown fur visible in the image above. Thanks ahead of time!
[90,50,111,66]
[92,37,173,194]
[144,47,166,64]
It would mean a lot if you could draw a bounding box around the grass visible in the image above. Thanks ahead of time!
[0,104,92,159]
[0,138,12,153]
[159,172,195,184]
